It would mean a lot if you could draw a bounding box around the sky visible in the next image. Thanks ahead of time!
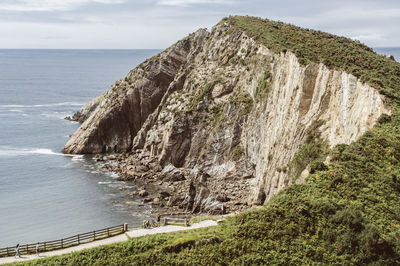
[0,0,399,49]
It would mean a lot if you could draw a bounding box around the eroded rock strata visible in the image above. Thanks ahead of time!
[63,19,390,215]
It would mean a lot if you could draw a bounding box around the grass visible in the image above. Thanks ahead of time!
[230,144,244,161]
[229,90,254,115]
[188,82,214,110]
[254,70,272,101]
[287,119,330,181]
[12,16,400,265]
[210,104,225,128]
[225,16,400,108]
[188,216,219,226]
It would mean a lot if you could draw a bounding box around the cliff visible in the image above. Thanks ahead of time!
[63,17,393,215]
[63,29,208,153]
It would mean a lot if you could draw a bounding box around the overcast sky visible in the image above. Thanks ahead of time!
[1,0,399,49]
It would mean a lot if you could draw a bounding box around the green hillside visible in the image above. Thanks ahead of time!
[227,16,400,106]
[13,16,400,265]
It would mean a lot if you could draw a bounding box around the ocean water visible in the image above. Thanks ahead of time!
[0,49,160,247]
[374,47,400,62]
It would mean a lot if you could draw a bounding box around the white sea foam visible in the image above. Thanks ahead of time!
[0,146,83,158]
[109,172,119,178]
[98,181,112,185]
[40,112,72,119]
[0,147,61,157]
[70,155,85,161]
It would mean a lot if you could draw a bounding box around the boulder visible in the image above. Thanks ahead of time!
[384,54,396,61]
[143,198,152,203]
[160,164,186,182]
[106,155,117,160]
[138,190,149,197]
[216,193,230,202]
[153,197,160,203]
[182,170,224,215]
[135,164,149,173]
[160,191,171,198]
[167,196,185,207]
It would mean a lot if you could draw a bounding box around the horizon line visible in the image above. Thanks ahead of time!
[0,48,164,50]
[0,46,398,50]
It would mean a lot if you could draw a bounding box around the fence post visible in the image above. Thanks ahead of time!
[61,239,63,249]
[164,218,168,225]
[78,234,80,244]
[123,223,128,232]
[185,218,189,227]
[26,244,28,254]
[6,247,9,256]
[93,231,96,240]
[44,241,46,251]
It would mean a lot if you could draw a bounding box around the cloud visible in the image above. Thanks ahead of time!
[0,0,126,12]
[0,0,399,48]
[320,7,400,21]
[156,0,233,7]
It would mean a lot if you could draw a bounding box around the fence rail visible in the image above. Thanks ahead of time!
[0,223,127,258]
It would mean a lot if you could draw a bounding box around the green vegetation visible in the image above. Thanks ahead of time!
[210,104,224,128]
[189,82,214,110]
[137,52,161,69]
[287,120,329,181]
[255,71,272,101]
[14,16,400,265]
[188,215,219,226]
[225,16,400,107]
[229,90,254,115]
[230,144,244,161]
[83,93,104,113]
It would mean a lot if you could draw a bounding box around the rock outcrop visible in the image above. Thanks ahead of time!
[63,19,391,214]
[384,54,396,61]
[63,29,208,154]
[65,95,103,123]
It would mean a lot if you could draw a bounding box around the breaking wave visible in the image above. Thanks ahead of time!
[0,146,83,159]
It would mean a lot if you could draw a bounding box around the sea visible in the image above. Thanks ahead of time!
[0,49,161,247]
[0,47,399,248]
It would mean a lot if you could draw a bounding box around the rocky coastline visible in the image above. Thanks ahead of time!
[94,151,250,216]
[63,17,390,216]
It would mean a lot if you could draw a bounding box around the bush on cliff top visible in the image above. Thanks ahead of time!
[227,16,400,106]
[13,16,400,265]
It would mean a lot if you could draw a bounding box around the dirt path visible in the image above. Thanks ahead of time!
[0,220,218,265]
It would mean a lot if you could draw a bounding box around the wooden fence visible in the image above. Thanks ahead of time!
[0,223,127,258]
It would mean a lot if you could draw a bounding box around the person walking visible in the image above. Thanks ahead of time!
[35,243,40,257]
[15,244,21,258]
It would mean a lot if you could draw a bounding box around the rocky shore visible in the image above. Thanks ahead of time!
[95,151,251,216]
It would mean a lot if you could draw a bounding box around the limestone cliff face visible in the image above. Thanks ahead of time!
[243,53,390,204]
[63,21,390,213]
